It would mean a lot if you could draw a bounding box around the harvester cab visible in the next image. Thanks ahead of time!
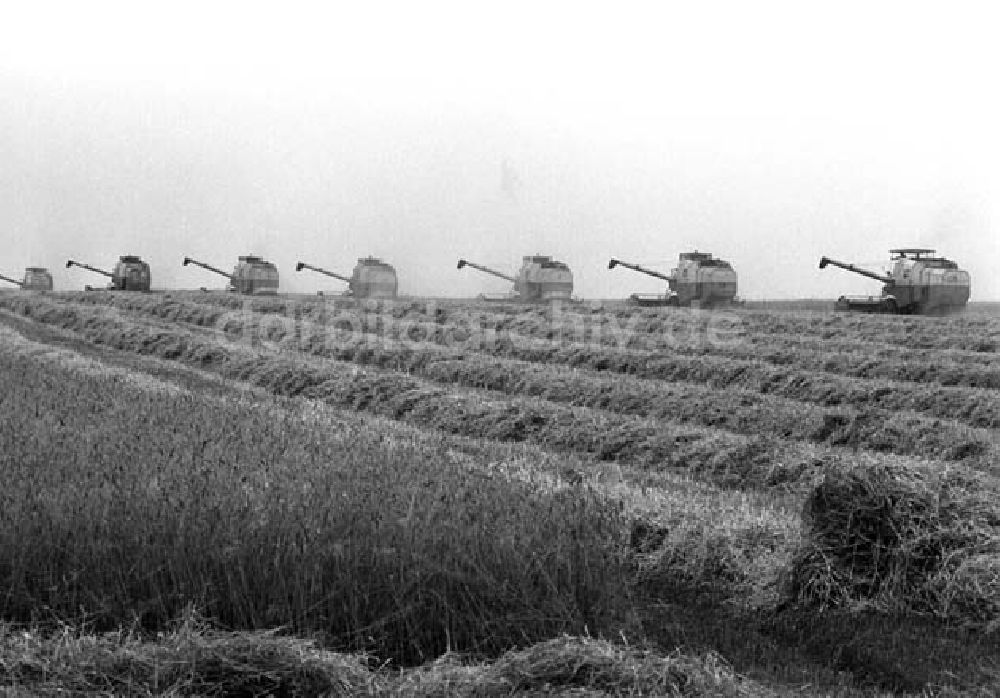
[819,248,970,314]
[232,255,279,295]
[183,255,279,295]
[673,252,739,307]
[66,256,150,291]
[457,255,573,302]
[296,257,398,298]
[22,267,54,291]
[517,255,574,302]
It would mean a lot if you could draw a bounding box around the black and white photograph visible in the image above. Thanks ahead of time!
[1,1,998,695]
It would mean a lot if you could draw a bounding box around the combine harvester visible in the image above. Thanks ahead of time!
[65,256,151,291]
[608,251,739,307]
[295,257,398,298]
[457,255,573,302]
[0,267,53,291]
[819,248,970,314]
[182,255,279,295]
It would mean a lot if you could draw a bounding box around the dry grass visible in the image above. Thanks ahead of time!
[1,611,377,696]
[0,297,804,487]
[394,635,766,697]
[3,294,1000,694]
[786,460,1000,626]
[0,344,634,664]
[1,621,775,697]
[56,291,1000,392]
[4,297,994,491]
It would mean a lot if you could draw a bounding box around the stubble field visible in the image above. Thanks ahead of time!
[1,290,998,696]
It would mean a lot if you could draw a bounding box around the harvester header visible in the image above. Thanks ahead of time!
[456,259,516,283]
[607,258,674,283]
[818,257,892,284]
[295,261,350,283]
[66,260,113,278]
[183,257,233,280]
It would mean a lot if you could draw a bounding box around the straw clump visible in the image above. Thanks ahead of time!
[393,635,766,697]
[0,615,378,696]
[786,460,1000,625]
[2,627,769,697]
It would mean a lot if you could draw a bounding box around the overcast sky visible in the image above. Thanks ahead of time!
[1,1,997,298]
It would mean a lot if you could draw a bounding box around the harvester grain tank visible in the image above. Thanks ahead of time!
[295,258,398,298]
[0,267,53,291]
[182,255,279,295]
[457,255,573,302]
[819,248,970,314]
[608,251,739,307]
[65,256,151,291]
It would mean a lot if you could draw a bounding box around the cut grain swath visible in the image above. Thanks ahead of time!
[0,296,806,488]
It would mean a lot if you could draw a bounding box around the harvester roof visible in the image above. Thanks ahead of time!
[523,254,569,269]
[119,255,143,263]
[680,251,732,268]
[890,248,936,258]
[889,248,958,268]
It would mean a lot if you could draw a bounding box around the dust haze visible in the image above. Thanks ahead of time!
[2,2,997,299]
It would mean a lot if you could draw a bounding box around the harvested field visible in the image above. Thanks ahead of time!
[2,293,999,695]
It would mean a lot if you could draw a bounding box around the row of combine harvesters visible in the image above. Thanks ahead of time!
[457,251,739,307]
[0,247,973,315]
